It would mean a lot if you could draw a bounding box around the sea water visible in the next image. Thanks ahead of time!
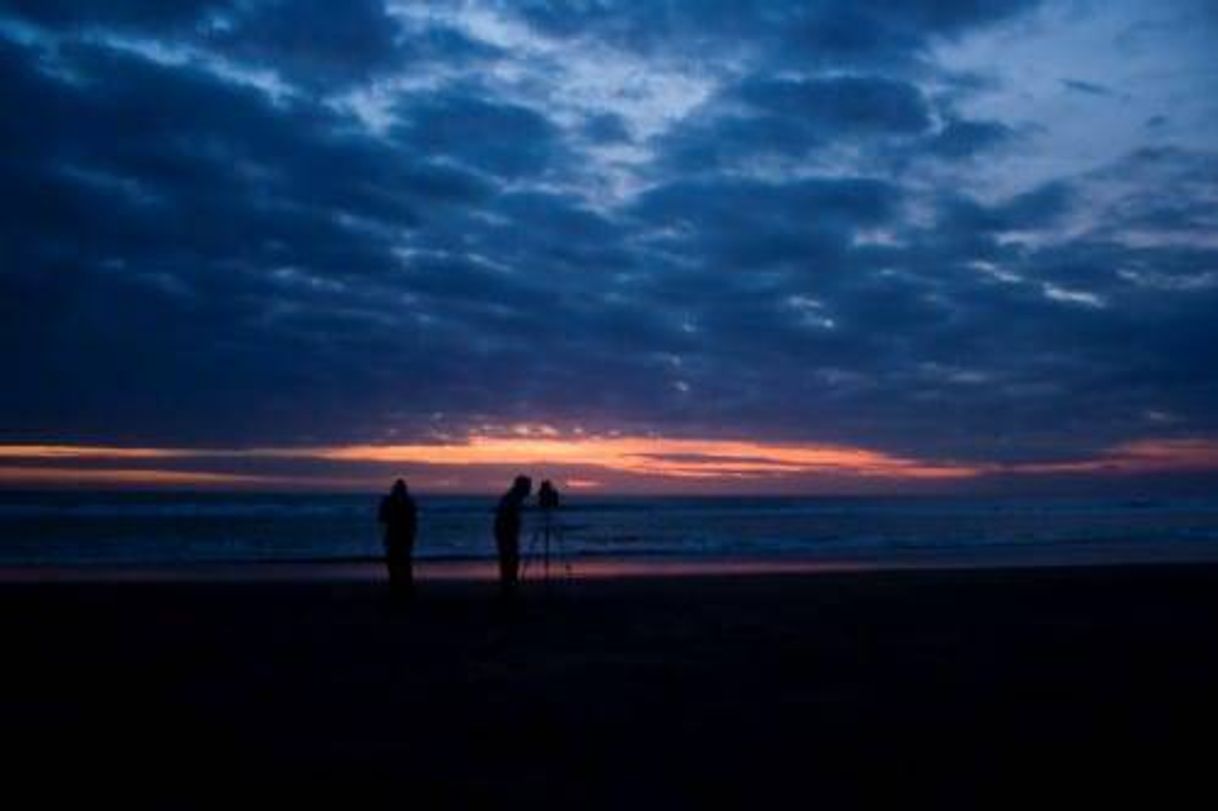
[3,491,1218,568]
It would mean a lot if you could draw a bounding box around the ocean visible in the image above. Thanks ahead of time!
[3,490,1218,569]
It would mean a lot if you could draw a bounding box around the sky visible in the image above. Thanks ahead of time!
[1,0,1217,492]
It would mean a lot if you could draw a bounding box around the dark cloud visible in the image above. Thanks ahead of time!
[939,181,1074,235]
[511,0,1043,66]
[0,0,222,29]
[392,92,567,179]
[1062,78,1113,96]
[658,72,1012,175]
[1,0,1215,477]
[203,0,405,88]
[582,112,632,144]
[735,75,932,135]
[0,0,497,91]
[927,118,1014,158]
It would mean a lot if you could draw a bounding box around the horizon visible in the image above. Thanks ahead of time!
[2,2,1217,493]
[3,433,1218,496]
[4,483,1218,499]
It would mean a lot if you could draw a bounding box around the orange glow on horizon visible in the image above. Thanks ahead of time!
[1012,439,1218,475]
[1,433,1216,488]
[308,435,977,479]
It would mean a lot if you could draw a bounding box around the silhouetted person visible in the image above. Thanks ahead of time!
[536,480,561,580]
[494,475,532,596]
[538,480,559,510]
[378,479,417,599]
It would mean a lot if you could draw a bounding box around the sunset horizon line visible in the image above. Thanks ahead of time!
[2,433,1217,492]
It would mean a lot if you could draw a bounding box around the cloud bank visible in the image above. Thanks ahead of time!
[1,1,1216,489]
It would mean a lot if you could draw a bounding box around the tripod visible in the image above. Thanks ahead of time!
[522,506,569,585]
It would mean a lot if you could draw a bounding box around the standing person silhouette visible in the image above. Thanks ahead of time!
[494,475,532,597]
[536,480,561,581]
[378,479,417,600]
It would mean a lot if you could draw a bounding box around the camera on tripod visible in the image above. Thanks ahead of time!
[538,480,560,511]
[525,480,566,583]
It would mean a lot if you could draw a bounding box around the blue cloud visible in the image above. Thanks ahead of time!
[1,0,1216,469]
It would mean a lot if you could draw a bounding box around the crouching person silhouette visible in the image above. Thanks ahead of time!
[379,479,417,600]
[494,475,532,597]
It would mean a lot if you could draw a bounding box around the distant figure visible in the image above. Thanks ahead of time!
[538,480,560,510]
[494,475,532,595]
[536,480,561,581]
[378,479,417,599]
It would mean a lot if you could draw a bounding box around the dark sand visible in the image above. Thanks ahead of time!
[6,564,1218,807]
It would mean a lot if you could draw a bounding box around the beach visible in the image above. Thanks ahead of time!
[5,562,1217,806]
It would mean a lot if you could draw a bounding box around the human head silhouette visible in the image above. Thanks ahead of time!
[511,474,532,497]
[391,478,408,497]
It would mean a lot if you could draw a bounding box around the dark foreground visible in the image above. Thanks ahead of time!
[6,564,1218,807]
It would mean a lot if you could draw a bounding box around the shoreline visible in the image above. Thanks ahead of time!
[4,538,1218,582]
